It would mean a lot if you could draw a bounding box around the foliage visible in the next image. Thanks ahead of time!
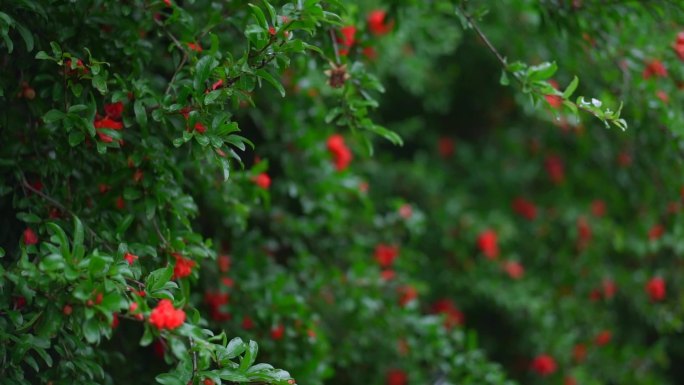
[2,1,684,385]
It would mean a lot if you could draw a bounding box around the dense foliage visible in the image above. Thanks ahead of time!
[2,1,684,385]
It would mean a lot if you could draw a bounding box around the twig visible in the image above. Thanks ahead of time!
[166,53,188,95]
[152,218,169,248]
[329,29,340,65]
[189,337,198,380]
[458,3,507,68]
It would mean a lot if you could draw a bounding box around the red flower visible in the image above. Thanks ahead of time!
[595,330,612,346]
[572,343,587,363]
[149,299,186,330]
[194,122,206,134]
[116,196,125,210]
[172,253,196,279]
[104,102,124,120]
[656,90,669,104]
[477,229,499,260]
[545,155,565,184]
[367,10,393,36]
[63,305,73,315]
[111,313,120,328]
[253,173,271,189]
[204,292,231,321]
[544,80,562,109]
[129,302,139,313]
[362,46,377,60]
[398,204,412,219]
[503,260,524,279]
[645,277,666,302]
[431,299,464,328]
[23,228,38,245]
[398,285,418,307]
[163,0,172,6]
[577,216,592,249]
[564,377,577,385]
[124,252,139,265]
[94,116,123,130]
[203,380,215,385]
[438,137,455,158]
[602,278,617,299]
[642,59,667,79]
[386,369,407,385]
[374,244,399,268]
[530,354,557,376]
[591,199,606,217]
[380,269,396,281]
[271,324,285,340]
[218,255,231,272]
[268,26,276,36]
[211,79,224,91]
[337,26,356,55]
[512,197,537,220]
[242,316,255,329]
[674,32,684,61]
[617,151,631,167]
[187,42,203,52]
[221,277,234,287]
[327,134,352,171]
[648,224,664,240]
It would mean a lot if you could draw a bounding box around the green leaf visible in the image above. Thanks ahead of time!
[83,317,101,344]
[155,373,184,385]
[146,265,174,293]
[527,62,557,82]
[256,69,285,97]
[14,22,33,52]
[43,109,65,123]
[225,337,246,359]
[239,340,258,372]
[134,100,147,128]
[68,131,85,146]
[248,4,269,29]
[35,51,51,60]
[563,76,579,99]
[16,212,41,223]
[92,74,107,94]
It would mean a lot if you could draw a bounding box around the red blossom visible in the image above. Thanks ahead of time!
[438,137,455,158]
[398,285,418,307]
[374,244,399,268]
[221,277,234,287]
[544,80,562,108]
[204,292,231,321]
[530,354,557,376]
[431,299,464,328]
[380,269,396,281]
[23,228,38,245]
[163,0,172,6]
[572,343,587,363]
[512,197,537,220]
[129,302,139,312]
[327,134,353,171]
[124,252,139,265]
[595,330,612,346]
[187,42,203,52]
[271,324,285,340]
[577,216,592,249]
[367,10,393,36]
[242,316,255,330]
[398,204,412,219]
[591,199,606,217]
[116,196,125,210]
[602,278,617,299]
[337,26,356,55]
[211,79,224,91]
[503,260,524,279]
[645,277,666,302]
[111,313,120,328]
[386,369,407,385]
[218,255,231,272]
[253,173,271,189]
[648,224,664,240]
[362,46,377,60]
[172,253,196,279]
[63,305,73,315]
[545,155,565,184]
[642,59,667,79]
[477,229,499,260]
[104,102,124,120]
[268,26,276,36]
[194,122,207,134]
[94,116,123,130]
[149,299,186,330]
[656,90,669,104]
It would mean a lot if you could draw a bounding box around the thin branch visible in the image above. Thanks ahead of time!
[166,53,188,95]
[152,217,169,249]
[189,337,198,380]
[329,29,340,65]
